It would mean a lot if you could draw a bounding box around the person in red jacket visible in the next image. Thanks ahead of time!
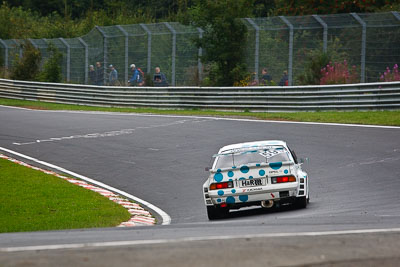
[279,70,288,86]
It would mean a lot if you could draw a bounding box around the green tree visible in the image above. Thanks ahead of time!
[253,0,275,17]
[185,0,254,86]
[10,42,41,81]
[297,51,331,85]
[37,43,63,83]
[296,37,349,85]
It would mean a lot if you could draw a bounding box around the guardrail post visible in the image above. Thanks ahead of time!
[59,38,71,82]
[140,24,152,74]
[164,22,176,86]
[312,15,328,53]
[116,25,129,83]
[279,16,294,86]
[351,13,366,83]
[0,39,8,68]
[245,18,260,79]
[197,27,204,84]
[96,26,108,85]
[78,37,89,84]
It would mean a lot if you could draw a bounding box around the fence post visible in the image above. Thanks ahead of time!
[12,40,22,59]
[164,22,176,86]
[11,39,24,58]
[140,24,152,74]
[245,18,260,78]
[116,25,129,84]
[59,38,71,82]
[197,27,204,84]
[78,37,88,84]
[0,39,8,69]
[392,11,400,21]
[96,26,108,85]
[312,15,328,53]
[279,16,294,86]
[28,39,38,49]
[351,13,366,83]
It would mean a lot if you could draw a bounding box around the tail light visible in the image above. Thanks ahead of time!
[271,176,296,184]
[209,181,233,190]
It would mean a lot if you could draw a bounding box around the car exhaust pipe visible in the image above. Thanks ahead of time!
[261,200,274,208]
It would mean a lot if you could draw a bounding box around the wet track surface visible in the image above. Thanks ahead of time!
[1,105,400,266]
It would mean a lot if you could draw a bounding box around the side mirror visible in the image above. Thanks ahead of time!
[299,157,310,164]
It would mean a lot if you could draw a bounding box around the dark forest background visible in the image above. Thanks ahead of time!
[1,0,399,39]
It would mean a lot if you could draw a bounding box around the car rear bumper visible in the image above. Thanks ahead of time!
[204,184,302,206]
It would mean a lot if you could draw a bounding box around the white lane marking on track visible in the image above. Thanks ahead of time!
[12,119,191,146]
[1,228,400,252]
[1,104,400,130]
[180,219,255,225]
[0,146,171,226]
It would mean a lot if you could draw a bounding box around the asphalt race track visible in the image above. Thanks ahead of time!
[1,105,400,266]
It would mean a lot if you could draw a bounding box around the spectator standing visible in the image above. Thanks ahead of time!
[279,70,288,86]
[128,64,144,86]
[95,61,104,86]
[250,72,259,86]
[153,67,168,87]
[260,68,272,85]
[108,64,118,86]
[89,65,96,85]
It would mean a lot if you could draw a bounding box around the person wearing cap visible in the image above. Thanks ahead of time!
[128,64,143,86]
[108,64,118,86]
[89,65,96,85]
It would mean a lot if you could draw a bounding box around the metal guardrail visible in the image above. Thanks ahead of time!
[0,78,399,112]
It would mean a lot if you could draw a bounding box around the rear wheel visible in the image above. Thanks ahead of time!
[295,196,307,209]
[206,206,229,220]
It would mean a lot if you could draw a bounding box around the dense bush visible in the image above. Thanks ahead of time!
[380,64,400,82]
[4,0,397,24]
[8,42,63,83]
[0,2,155,39]
[37,44,63,83]
[10,42,41,81]
[273,0,399,16]
[297,51,331,85]
[320,60,359,85]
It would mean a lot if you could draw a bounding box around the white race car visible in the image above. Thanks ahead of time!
[203,140,309,220]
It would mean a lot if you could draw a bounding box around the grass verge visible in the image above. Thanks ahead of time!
[0,157,131,233]
[1,98,399,126]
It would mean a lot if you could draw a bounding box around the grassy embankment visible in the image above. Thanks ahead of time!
[0,158,131,233]
[1,98,400,126]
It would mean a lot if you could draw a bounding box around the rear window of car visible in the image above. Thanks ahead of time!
[214,146,290,169]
